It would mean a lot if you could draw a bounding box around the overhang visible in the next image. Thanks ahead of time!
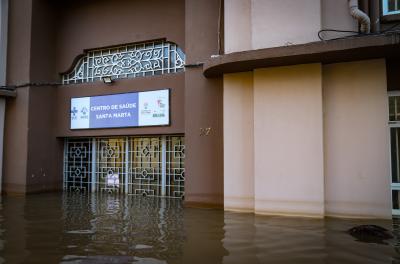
[203,32,400,78]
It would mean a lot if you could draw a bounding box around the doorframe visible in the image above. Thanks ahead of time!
[388,91,400,215]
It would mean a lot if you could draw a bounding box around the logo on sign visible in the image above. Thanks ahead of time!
[157,99,165,108]
[141,102,151,115]
[152,97,166,118]
[80,107,89,119]
[71,107,78,120]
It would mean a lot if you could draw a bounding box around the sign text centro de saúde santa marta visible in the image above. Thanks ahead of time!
[70,89,170,129]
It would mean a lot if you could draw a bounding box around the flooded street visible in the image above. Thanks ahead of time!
[0,193,399,263]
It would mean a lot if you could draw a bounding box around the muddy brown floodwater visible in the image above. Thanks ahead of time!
[0,193,399,264]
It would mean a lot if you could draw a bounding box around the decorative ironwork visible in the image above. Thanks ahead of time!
[128,137,163,197]
[63,136,185,198]
[62,41,185,84]
[166,137,185,198]
[132,167,155,180]
[69,186,87,193]
[101,145,120,159]
[139,144,159,158]
[173,168,185,182]
[70,146,87,158]
[96,138,125,194]
[173,145,185,159]
[70,166,87,179]
[64,139,92,192]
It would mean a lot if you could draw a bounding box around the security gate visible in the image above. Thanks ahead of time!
[63,136,185,198]
[390,93,400,215]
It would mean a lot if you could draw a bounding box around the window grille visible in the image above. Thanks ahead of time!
[62,41,185,85]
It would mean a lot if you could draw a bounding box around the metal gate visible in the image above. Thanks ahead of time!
[63,136,185,198]
[390,93,400,215]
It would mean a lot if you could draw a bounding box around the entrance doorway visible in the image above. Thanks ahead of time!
[63,136,185,199]
[389,93,400,215]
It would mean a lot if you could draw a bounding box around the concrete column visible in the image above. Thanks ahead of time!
[323,59,391,218]
[223,72,254,212]
[184,0,223,207]
[0,0,8,194]
[3,0,32,194]
[253,64,325,217]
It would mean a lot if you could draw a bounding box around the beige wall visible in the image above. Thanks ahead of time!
[253,64,325,217]
[322,0,357,31]
[251,0,321,49]
[224,0,251,53]
[224,0,358,52]
[321,0,358,40]
[222,60,391,218]
[323,59,391,219]
[224,72,254,212]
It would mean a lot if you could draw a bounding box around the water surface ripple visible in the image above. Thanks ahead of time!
[0,193,399,263]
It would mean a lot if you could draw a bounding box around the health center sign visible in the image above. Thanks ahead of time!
[70,89,170,129]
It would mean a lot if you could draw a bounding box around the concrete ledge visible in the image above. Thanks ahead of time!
[204,32,400,78]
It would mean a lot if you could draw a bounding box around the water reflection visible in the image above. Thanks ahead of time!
[0,193,399,263]
[223,213,396,264]
[61,194,186,263]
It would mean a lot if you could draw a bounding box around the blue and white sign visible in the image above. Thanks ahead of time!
[70,89,170,129]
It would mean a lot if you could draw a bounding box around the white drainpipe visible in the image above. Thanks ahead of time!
[349,0,371,34]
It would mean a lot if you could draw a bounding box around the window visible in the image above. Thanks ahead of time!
[383,0,400,16]
[62,40,185,85]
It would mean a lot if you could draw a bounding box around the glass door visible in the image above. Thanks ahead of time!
[389,93,400,215]
[64,136,185,198]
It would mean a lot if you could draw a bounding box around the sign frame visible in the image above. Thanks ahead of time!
[69,88,171,130]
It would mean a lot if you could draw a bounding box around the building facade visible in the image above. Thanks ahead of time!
[0,0,399,219]
[213,0,400,219]
[1,0,223,208]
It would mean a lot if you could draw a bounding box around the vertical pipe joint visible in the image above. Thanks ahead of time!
[349,0,371,34]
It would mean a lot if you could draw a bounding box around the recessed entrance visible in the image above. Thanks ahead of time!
[63,136,185,198]
[389,93,400,215]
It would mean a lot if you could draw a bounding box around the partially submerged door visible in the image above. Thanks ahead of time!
[63,136,185,198]
[389,93,400,215]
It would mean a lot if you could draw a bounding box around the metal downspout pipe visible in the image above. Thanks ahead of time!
[369,0,381,33]
[349,0,371,33]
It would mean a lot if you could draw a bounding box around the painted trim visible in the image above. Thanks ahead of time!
[389,92,400,216]
[204,33,400,78]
